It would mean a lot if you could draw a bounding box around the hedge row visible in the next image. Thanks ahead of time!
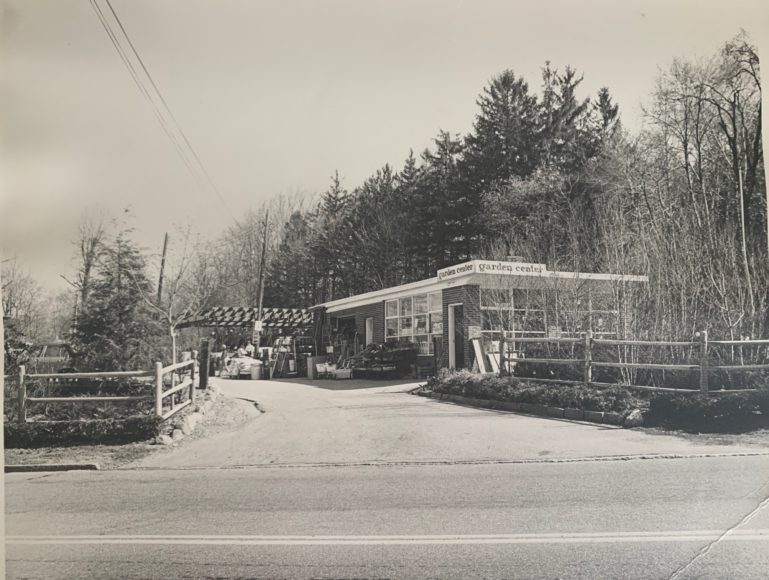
[426,370,641,414]
[4,415,163,448]
[646,391,769,433]
[426,370,769,433]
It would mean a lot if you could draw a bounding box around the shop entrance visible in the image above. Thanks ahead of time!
[447,303,464,369]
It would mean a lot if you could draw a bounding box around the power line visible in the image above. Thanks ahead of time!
[88,0,238,223]
[88,0,197,182]
[103,0,234,219]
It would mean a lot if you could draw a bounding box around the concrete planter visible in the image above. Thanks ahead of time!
[520,403,548,416]
[500,401,521,412]
[583,410,605,423]
[564,408,584,420]
[547,407,565,418]
[603,412,624,425]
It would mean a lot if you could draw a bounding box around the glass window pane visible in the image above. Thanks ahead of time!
[400,297,412,316]
[414,294,428,314]
[385,300,398,318]
[386,319,398,338]
[400,316,413,333]
[481,288,512,309]
[430,313,443,334]
[414,314,428,334]
[429,291,442,312]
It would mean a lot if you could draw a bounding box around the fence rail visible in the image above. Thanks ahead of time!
[501,331,769,394]
[15,354,198,423]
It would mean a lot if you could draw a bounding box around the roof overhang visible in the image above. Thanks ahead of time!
[318,260,648,313]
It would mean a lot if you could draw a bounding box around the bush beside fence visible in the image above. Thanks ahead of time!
[4,415,163,448]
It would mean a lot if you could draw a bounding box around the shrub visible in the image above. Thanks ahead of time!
[429,371,642,414]
[4,415,163,448]
[646,390,769,433]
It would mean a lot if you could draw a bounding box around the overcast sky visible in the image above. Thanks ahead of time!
[2,0,768,290]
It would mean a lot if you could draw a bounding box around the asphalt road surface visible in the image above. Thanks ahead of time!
[6,379,769,579]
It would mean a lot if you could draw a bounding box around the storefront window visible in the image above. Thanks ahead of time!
[386,318,398,338]
[383,292,443,353]
[414,314,429,334]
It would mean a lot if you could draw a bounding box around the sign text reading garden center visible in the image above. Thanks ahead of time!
[436,260,547,281]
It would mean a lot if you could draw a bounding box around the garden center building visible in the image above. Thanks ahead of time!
[313,259,648,373]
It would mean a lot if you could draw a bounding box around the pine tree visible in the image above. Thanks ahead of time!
[73,232,163,370]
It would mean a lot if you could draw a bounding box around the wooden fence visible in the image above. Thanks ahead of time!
[495,331,769,394]
[15,358,197,423]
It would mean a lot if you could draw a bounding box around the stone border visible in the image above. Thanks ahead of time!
[5,463,100,473]
[415,390,643,427]
[154,383,224,446]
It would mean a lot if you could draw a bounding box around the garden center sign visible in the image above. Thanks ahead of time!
[436,260,547,282]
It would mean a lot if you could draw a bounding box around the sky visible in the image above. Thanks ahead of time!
[2,0,768,290]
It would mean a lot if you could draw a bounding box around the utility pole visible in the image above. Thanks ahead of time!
[157,233,169,304]
[255,211,269,350]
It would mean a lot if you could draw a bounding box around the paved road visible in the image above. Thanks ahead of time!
[6,378,769,578]
[136,378,767,468]
[6,456,769,578]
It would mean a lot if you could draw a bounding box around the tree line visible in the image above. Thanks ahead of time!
[4,32,766,372]
[231,32,763,340]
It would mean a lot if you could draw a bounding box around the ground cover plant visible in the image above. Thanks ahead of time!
[426,369,769,433]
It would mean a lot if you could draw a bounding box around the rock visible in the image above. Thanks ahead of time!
[155,435,174,446]
[624,409,644,427]
[172,428,184,441]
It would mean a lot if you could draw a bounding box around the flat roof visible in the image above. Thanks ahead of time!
[319,260,647,314]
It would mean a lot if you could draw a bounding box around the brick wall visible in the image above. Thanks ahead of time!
[440,284,481,370]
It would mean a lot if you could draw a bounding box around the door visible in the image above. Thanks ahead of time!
[365,317,374,346]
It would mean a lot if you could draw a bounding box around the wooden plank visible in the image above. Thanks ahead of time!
[28,370,153,379]
[27,396,152,403]
[161,378,193,399]
[592,362,699,371]
[488,352,500,373]
[589,381,694,393]
[513,377,583,385]
[471,339,488,374]
[709,339,769,346]
[710,364,769,371]
[161,399,192,420]
[516,357,581,365]
[508,337,582,344]
[161,360,195,374]
[592,339,697,347]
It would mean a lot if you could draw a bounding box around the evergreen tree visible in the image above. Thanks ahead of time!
[72,232,164,370]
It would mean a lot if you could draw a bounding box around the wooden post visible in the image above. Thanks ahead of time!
[189,357,196,404]
[18,365,27,423]
[155,362,163,416]
[199,339,210,389]
[699,330,709,393]
[583,330,593,387]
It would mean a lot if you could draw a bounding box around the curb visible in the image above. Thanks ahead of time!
[5,463,100,473]
[421,391,636,428]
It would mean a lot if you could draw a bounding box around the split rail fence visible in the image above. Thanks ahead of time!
[14,358,197,423]
[492,331,769,394]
